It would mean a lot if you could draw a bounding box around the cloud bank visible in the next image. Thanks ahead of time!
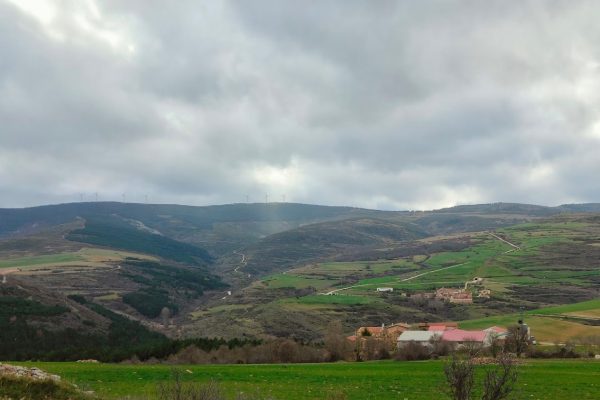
[1,0,600,209]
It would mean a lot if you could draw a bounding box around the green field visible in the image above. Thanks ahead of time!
[11,360,600,399]
[292,294,377,305]
[0,253,83,269]
[261,274,337,290]
[192,217,600,341]
[532,299,600,316]
[459,299,600,342]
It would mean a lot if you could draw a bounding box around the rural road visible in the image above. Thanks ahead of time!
[487,232,521,253]
[233,250,247,273]
[321,262,469,295]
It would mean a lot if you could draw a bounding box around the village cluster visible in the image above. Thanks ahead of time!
[348,319,533,352]
[376,277,491,304]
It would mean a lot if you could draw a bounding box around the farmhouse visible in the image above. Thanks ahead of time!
[449,292,473,304]
[397,330,442,348]
[441,329,490,347]
[349,322,410,343]
[418,321,458,331]
[435,287,473,304]
[484,326,508,339]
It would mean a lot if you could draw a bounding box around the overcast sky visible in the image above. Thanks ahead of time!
[1,0,599,210]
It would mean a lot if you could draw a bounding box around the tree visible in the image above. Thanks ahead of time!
[443,353,519,400]
[156,369,224,400]
[160,307,171,327]
[444,355,475,400]
[324,320,349,361]
[505,325,529,357]
[481,354,518,400]
[488,332,502,358]
[461,339,483,358]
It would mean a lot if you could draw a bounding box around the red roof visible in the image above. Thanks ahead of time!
[442,329,488,342]
[360,327,384,335]
[428,325,448,331]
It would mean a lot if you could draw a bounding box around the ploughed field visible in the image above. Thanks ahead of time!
[16,360,600,399]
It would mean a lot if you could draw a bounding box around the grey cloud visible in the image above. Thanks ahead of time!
[1,0,600,209]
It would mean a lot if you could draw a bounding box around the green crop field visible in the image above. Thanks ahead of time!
[11,360,600,399]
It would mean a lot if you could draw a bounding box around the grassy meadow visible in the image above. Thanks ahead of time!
[459,299,600,342]
[11,360,600,399]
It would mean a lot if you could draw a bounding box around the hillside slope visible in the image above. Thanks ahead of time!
[241,218,427,276]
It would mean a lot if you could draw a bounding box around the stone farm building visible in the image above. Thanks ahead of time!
[435,287,473,304]
[349,323,411,347]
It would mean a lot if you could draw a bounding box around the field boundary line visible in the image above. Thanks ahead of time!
[488,232,521,253]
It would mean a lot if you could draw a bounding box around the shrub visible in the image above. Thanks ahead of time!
[157,370,224,400]
[395,342,431,361]
[0,376,89,400]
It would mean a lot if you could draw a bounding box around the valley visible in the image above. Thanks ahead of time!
[1,201,600,358]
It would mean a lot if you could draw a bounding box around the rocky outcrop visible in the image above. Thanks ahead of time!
[0,363,61,382]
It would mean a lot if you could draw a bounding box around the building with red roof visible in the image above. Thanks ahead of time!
[441,329,489,346]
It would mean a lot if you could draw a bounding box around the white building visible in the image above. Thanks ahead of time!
[397,330,442,348]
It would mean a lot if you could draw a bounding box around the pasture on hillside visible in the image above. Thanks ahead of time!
[193,218,600,341]
[459,299,600,342]
[14,360,600,399]
[0,248,156,271]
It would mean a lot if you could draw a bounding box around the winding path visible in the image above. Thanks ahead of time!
[233,250,247,273]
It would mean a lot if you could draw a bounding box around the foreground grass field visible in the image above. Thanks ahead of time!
[16,360,600,399]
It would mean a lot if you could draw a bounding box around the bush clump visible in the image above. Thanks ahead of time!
[0,376,90,400]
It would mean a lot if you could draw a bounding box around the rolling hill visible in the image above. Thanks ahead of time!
[1,201,600,353]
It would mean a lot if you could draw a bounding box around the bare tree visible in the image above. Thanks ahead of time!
[505,325,529,357]
[488,333,502,358]
[481,354,518,400]
[444,355,475,400]
[361,337,381,360]
[461,339,483,358]
[160,307,172,327]
[444,353,519,400]
[576,335,600,356]
[157,369,224,400]
[324,320,350,361]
